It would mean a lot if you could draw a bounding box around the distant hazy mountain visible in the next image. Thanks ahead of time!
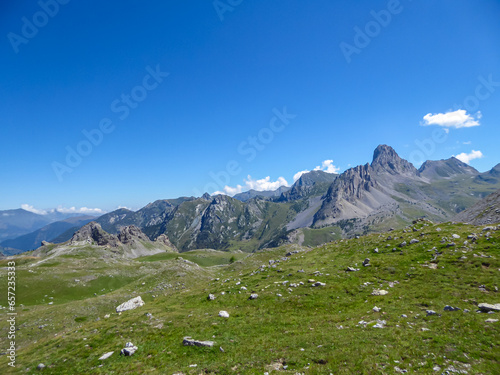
[0,209,53,241]
[0,216,95,253]
[0,208,93,242]
[455,188,500,225]
[233,186,291,202]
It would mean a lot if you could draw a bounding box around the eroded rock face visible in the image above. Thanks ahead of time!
[118,225,150,244]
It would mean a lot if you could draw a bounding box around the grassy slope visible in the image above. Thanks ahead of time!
[0,222,499,374]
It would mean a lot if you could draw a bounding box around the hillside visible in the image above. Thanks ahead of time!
[0,221,498,373]
[455,189,500,225]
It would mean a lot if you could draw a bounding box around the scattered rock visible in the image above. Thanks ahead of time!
[399,241,407,247]
[444,305,460,312]
[37,363,45,370]
[374,248,379,253]
[409,239,419,244]
[478,303,500,312]
[372,319,386,328]
[485,318,498,323]
[373,306,381,312]
[120,342,138,356]
[248,293,258,300]
[99,352,114,360]
[362,258,371,267]
[207,294,216,301]
[116,296,144,313]
[346,266,359,272]
[452,234,460,239]
[312,282,326,287]
[218,311,230,318]
[372,289,389,296]
[446,243,456,248]
[183,337,214,347]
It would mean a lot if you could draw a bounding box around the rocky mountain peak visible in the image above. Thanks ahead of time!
[418,157,479,180]
[70,222,120,247]
[294,170,337,187]
[371,144,417,176]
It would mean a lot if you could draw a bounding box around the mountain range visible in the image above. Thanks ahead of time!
[2,144,500,255]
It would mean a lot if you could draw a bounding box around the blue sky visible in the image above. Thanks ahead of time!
[1,0,500,213]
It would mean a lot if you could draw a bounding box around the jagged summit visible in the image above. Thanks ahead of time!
[371,144,417,176]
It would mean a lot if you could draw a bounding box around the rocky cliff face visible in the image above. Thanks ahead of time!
[313,163,392,226]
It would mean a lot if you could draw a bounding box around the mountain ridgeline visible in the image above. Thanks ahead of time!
[5,145,500,254]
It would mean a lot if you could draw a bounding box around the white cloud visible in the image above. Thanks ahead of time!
[463,141,472,145]
[294,160,340,182]
[454,150,484,164]
[214,175,289,196]
[21,204,105,216]
[245,176,288,191]
[21,204,48,215]
[315,160,340,174]
[55,206,105,215]
[422,109,481,129]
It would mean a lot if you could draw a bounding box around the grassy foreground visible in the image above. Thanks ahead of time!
[0,221,499,374]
